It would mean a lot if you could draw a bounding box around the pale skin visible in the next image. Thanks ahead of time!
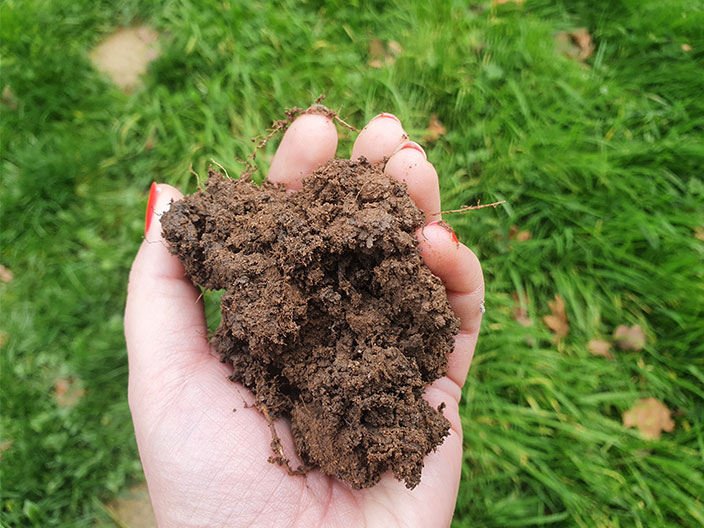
[124,112,484,528]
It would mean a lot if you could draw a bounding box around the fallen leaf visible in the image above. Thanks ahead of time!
[54,377,86,408]
[543,294,569,339]
[623,397,675,439]
[90,26,160,92]
[494,0,524,4]
[570,28,594,59]
[555,28,594,61]
[144,135,156,151]
[106,483,157,528]
[0,264,13,283]
[423,114,447,143]
[368,38,402,68]
[681,43,692,52]
[0,439,12,459]
[587,339,613,359]
[512,292,532,327]
[368,38,385,63]
[613,324,646,351]
[387,40,403,56]
[694,226,704,241]
[2,85,18,109]
[509,225,532,242]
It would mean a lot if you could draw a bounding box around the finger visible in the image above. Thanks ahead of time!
[417,222,484,388]
[125,183,210,384]
[267,113,338,191]
[384,141,441,222]
[351,113,408,163]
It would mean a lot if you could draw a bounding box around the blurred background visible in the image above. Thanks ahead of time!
[1,0,703,526]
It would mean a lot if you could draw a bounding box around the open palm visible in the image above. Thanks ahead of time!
[125,112,484,528]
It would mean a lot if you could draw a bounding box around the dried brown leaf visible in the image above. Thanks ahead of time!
[508,225,531,241]
[54,377,86,408]
[368,38,401,68]
[694,226,704,241]
[571,28,594,59]
[543,294,569,338]
[512,292,533,327]
[613,324,646,351]
[145,135,156,151]
[106,483,157,528]
[2,85,18,110]
[555,28,594,61]
[90,26,160,92]
[494,0,525,4]
[423,114,447,143]
[0,264,13,283]
[387,40,403,56]
[0,439,12,459]
[369,38,385,56]
[587,339,613,359]
[681,43,692,52]
[623,397,675,439]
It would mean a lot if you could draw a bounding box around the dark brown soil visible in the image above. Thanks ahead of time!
[161,158,459,489]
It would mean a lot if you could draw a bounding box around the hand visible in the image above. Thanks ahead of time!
[124,112,484,528]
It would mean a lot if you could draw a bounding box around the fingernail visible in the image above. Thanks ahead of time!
[398,140,427,160]
[427,220,459,244]
[371,112,402,125]
[144,182,160,235]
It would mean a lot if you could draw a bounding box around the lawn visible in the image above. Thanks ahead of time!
[1,0,703,526]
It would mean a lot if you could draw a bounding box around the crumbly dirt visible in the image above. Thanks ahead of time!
[161,158,459,489]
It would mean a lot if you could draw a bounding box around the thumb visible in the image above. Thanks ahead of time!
[124,183,210,387]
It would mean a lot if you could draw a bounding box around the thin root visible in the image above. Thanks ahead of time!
[239,94,359,179]
[307,96,360,132]
[258,403,309,477]
[432,200,506,215]
[210,158,230,179]
[189,165,204,192]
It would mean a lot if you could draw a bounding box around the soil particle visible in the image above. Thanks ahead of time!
[161,158,459,489]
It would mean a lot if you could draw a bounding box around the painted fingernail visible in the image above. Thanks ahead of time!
[398,141,427,160]
[371,112,402,125]
[427,220,459,244]
[144,182,160,235]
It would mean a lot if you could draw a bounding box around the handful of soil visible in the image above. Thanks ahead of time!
[161,158,459,489]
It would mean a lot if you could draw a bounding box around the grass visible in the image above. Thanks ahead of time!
[1,0,703,526]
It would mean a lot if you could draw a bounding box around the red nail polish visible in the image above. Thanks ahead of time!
[427,220,459,244]
[372,112,402,125]
[399,141,427,160]
[145,182,159,235]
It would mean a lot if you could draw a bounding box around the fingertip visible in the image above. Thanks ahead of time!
[268,113,338,191]
[126,182,208,379]
[384,144,441,222]
[132,183,190,297]
[351,113,407,163]
[418,223,484,388]
[145,183,184,241]
[417,223,483,295]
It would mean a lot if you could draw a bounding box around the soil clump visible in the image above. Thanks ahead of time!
[161,158,459,489]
